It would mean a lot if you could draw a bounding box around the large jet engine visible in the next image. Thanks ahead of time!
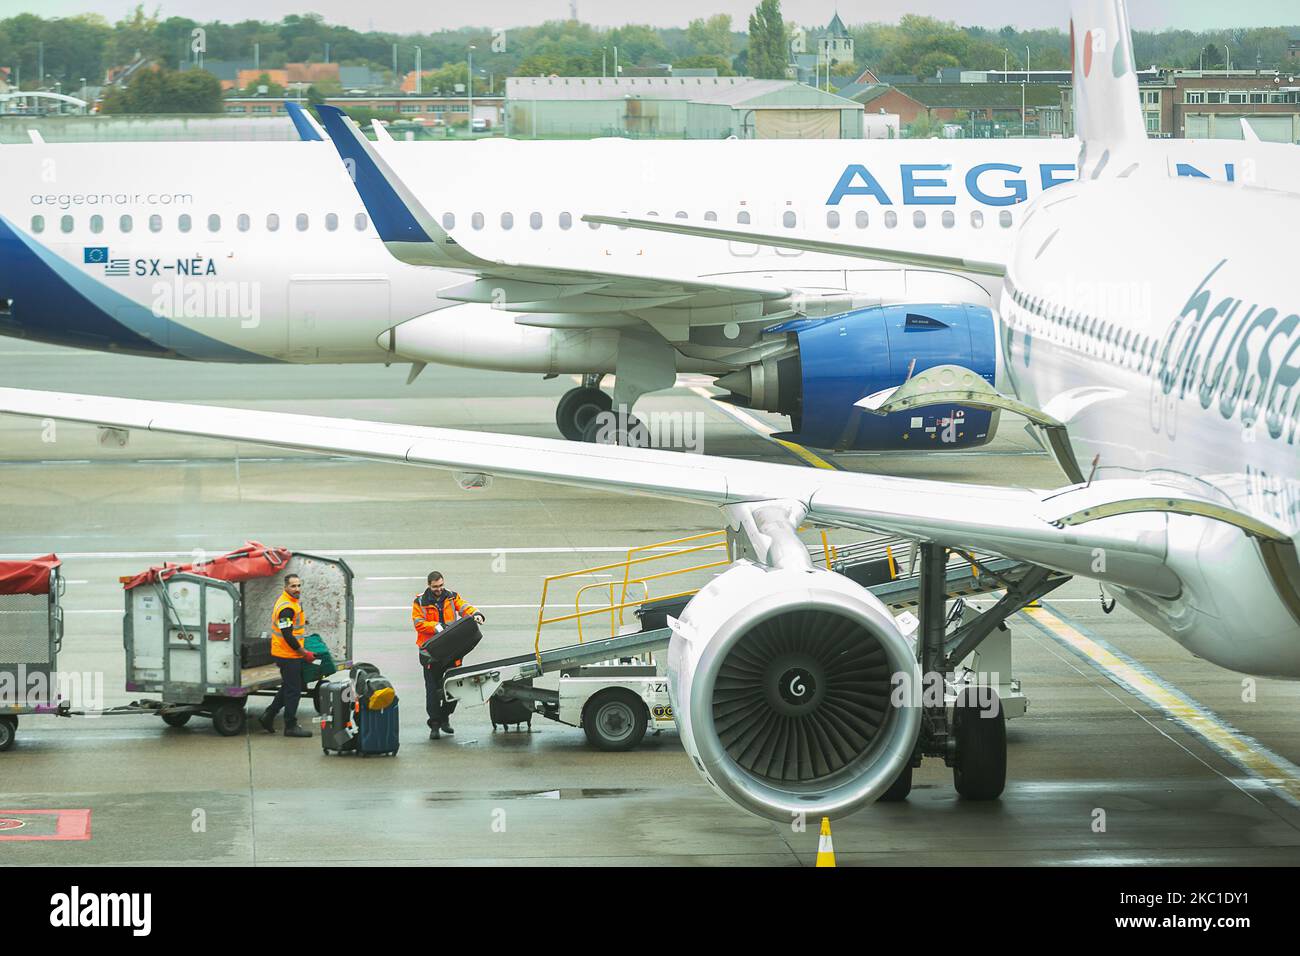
[668,561,921,822]
[715,302,1001,450]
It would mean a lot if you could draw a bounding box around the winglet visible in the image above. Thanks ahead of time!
[284,101,324,141]
[1070,0,1147,177]
[313,104,484,267]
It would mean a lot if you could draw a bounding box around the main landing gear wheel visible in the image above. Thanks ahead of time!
[556,387,612,441]
[583,689,648,752]
[952,687,1006,800]
[581,410,650,447]
[878,762,914,802]
[0,715,16,752]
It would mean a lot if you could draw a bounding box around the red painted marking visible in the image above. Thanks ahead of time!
[0,809,92,841]
[0,818,27,830]
[1083,31,1094,78]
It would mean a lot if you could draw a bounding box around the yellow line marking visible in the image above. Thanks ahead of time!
[1024,604,1300,807]
[689,385,839,471]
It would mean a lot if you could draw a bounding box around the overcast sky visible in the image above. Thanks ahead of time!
[2,0,1296,32]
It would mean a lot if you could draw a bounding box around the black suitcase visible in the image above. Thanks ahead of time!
[634,596,692,632]
[241,635,274,669]
[320,675,357,755]
[419,616,483,667]
[490,691,533,731]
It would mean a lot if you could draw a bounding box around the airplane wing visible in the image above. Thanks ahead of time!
[580,214,1008,277]
[0,386,1185,598]
[314,105,794,316]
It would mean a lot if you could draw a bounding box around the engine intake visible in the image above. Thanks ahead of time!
[670,562,921,822]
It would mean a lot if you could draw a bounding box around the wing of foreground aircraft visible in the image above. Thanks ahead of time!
[0,386,1186,596]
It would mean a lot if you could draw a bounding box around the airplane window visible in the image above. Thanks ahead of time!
[325,213,339,232]
[471,212,484,230]
[884,210,898,229]
[971,210,985,228]
[441,212,454,230]
[354,212,368,231]
[675,211,688,219]
[238,214,250,232]
[208,214,221,232]
[737,211,751,224]
[120,215,133,233]
[178,214,191,233]
[704,211,718,222]
[296,213,309,231]
[500,212,514,230]
[30,215,44,233]
[826,210,839,228]
[999,210,1014,228]
[783,211,797,228]
[60,215,73,233]
[149,214,163,233]
[90,215,103,234]
[941,210,955,229]
[913,211,926,228]
[855,210,868,228]
[530,212,543,230]
[559,212,572,229]
[267,213,280,232]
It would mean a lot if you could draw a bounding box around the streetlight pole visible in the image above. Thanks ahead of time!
[468,44,475,135]
[1023,45,1029,137]
[415,46,421,94]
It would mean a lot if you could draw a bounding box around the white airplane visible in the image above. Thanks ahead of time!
[1,0,1296,824]
[1,101,1296,451]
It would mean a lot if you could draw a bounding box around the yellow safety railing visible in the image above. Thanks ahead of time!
[533,530,731,662]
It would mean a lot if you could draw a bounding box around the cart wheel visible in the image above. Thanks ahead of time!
[161,711,192,728]
[583,689,648,752]
[0,716,17,753]
[211,701,247,737]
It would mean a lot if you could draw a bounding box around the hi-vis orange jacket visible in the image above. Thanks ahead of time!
[271,591,306,659]
[412,587,478,649]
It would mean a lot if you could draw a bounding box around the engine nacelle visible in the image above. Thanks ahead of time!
[715,303,1000,450]
[388,303,621,374]
[668,562,921,822]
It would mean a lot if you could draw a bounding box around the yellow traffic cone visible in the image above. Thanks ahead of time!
[815,816,836,867]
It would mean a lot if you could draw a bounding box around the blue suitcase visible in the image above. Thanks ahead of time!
[357,700,400,756]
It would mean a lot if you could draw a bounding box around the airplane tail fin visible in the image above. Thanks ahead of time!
[1071,0,1147,177]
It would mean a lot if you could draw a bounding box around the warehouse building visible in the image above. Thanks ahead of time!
[505,76,864,139]
[1061,69,1300,141]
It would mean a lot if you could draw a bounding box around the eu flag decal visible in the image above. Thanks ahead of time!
[83,246,109,264]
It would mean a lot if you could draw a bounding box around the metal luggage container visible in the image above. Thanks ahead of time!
[123,551,353,736]
[0,556,64,751]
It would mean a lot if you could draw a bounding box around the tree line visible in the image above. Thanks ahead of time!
[2,2,1294,103]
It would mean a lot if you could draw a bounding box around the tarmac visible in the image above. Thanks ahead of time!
[2,339,1300,865]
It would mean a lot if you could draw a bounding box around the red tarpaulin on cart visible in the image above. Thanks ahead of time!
[121,541,292,591]
[0,555,60,595]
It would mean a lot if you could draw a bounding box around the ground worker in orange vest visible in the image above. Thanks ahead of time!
[413,570,484,740]
[259,573,317,738]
